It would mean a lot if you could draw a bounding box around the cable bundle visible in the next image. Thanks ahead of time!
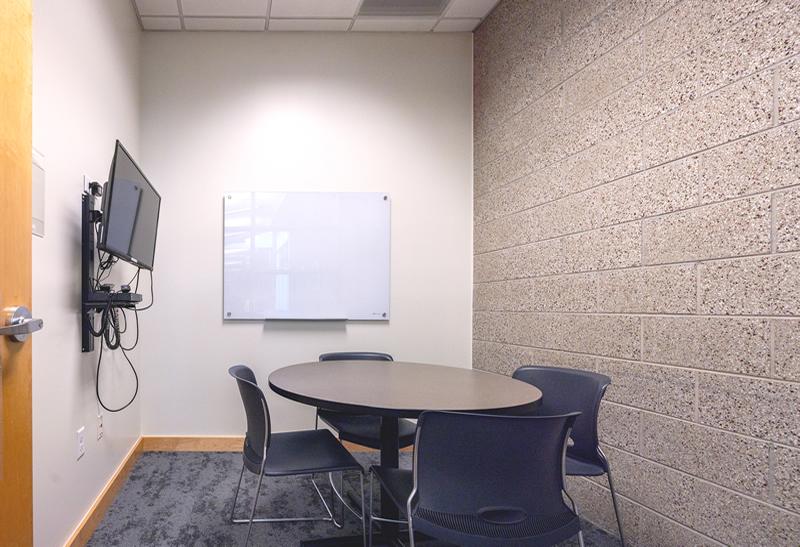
[88,225,153,413]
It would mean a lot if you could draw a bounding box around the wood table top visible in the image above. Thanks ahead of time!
[268,360,543,418]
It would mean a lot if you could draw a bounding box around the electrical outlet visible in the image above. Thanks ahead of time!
[96,413,104,441]
[76,426,86,460]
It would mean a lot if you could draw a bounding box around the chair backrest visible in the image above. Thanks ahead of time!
[229,365,271,464]
[512,366,610,468]
[319,351,393,362]
[411,411,580,546]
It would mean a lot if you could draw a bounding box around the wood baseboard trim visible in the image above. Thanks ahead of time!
[65,437,144,547]
[342,440,374,452]
[342,440,413,453]
[140,436,412,453]
[141,435,244,452]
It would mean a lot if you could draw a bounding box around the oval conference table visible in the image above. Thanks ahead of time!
[269,361,543,546]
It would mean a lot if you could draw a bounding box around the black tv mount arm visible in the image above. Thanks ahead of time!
[81,190,142,352]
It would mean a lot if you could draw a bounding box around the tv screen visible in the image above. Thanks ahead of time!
[99,141,161,270]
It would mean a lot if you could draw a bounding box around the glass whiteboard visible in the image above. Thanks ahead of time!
[223,192,390,320]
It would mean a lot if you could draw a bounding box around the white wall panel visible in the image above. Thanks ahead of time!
[139,31,474,434]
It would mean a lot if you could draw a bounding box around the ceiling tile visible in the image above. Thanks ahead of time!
[181,0,269,17]
[351,17,438,32]
[183,17,266,31]
[270,0,360,18]
[268,18,352,32]
[434,18,481,32]
[140,16,182,30]
[444,0,499,19]
[135,0,180,16]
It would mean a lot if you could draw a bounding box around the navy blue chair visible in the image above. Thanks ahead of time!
[368,411,584,547]
[228,365,366,546]
[513,366,625,547]
[316,352,416,450]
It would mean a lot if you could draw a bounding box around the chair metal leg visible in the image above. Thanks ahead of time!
[406,513,415,547]
[232,472,339,525]
[338,471,346,525]
[366,467,410,544]
[328,472,343,529]
[230,463,245,523]
[607,467,626,547]
[360,472,367,547]
[328,470,364,521]
[312,475,339,526]
[336,433,346,524]
[368,471,374,547]
[564,489,584,547]
[245,468,266,547]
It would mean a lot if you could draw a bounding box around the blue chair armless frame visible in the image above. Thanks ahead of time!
[368,411,585,547]
[229,365,366,546]
[513,365,625,547]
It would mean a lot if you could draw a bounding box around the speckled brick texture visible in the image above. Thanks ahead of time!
[473,0,800,544]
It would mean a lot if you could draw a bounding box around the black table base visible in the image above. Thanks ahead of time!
[379,416,401,540]
[303,417,405,546]
[300,530,431,547]
[300,533,396,546]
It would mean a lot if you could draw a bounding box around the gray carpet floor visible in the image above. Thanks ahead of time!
[88,452,619,546]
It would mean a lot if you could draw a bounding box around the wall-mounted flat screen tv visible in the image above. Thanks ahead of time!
[98,140,161,270]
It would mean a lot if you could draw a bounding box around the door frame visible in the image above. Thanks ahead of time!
[0,1,34,546]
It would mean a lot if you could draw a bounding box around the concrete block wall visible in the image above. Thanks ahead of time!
[472,1,800,545]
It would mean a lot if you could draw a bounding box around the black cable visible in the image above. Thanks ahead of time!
[103,306,121,350]
[126,267,141,288]
[86,304,108,337]
[93,223,120,290]
[93,254,116,290]
[88,248,142,412]
[94,298,139,412]
[95,339,139,413]
[118,306,128,334]
[120,308,139,351]
[136,269,154,311]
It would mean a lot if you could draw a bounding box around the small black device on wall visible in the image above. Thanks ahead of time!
[81,140,161,412]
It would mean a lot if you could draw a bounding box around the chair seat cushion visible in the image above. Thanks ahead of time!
[318,411,416,449]
[370,466,414,514]
[565,455,605,477]
[414,506,581,547]
[244,429,363,476]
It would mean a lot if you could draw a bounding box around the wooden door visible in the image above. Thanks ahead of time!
[0,1,34,545]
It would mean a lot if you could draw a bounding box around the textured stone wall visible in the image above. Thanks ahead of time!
[472,1,800,545]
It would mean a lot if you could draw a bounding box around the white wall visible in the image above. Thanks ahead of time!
[139,32,474,434]
[32,1,142,546]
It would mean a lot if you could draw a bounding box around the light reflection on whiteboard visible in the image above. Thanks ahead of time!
[223,192,390,320]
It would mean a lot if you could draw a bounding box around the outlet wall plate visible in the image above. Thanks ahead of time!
[32,148,45,237]
[96,414,104,441]
[76,426,86,460]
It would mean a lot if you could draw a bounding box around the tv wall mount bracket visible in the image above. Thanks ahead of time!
[81,190,142,352]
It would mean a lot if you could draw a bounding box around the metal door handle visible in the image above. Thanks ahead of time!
[1,306,44,342]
